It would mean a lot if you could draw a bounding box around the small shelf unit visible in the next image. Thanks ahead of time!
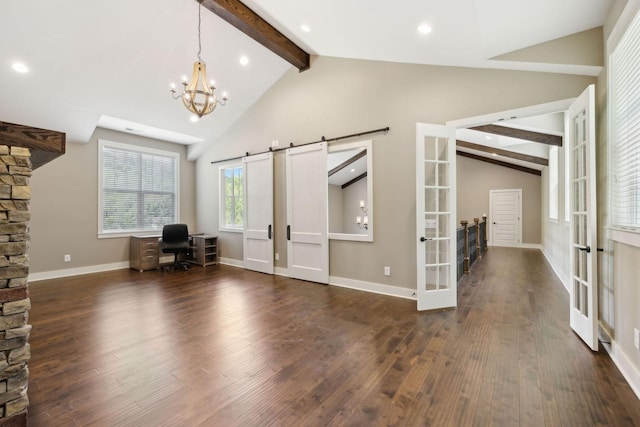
[189,235,218,267]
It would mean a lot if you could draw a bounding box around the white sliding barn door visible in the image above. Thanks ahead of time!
[243,153,274,274]
[568,85,598,351]
[286,143,329,284]
[416,123,457,311]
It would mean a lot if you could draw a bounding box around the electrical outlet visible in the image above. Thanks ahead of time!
[384,266,391,276]
[64,254,71,262]
[275,253,279,261]
[634,328,640,350]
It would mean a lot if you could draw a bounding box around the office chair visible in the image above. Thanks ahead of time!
[160,223,190,271]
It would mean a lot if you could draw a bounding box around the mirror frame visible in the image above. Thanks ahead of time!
[328,139,373,242]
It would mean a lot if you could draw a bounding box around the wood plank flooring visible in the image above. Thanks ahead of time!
[27,248,640,426]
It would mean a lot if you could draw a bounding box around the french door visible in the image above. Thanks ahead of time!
[286,143,329,284]
[416,123,457,310]
[243,152,274,274]
[568,84,598,351]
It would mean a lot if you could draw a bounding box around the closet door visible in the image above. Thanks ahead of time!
[243,152,274,274]
[286,142,329,284]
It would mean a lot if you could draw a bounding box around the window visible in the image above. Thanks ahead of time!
[548,145,559,220]
[610,8,640,232]
[99,140,179,237]
[220,165,244,231]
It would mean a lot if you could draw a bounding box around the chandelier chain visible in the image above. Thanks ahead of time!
[197,1,202,62]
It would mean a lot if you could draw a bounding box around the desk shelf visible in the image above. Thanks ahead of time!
[189,235,218,267]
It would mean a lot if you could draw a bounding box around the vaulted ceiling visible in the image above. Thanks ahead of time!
[0,0,612,161]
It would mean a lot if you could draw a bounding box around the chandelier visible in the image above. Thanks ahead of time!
[171,0,227,118]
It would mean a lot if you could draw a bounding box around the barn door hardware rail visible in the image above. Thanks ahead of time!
[210,126,390,165]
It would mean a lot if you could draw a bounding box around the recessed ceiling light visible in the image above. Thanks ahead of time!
[12,62,28,73]
[350,168,356,173]
[300,24,311,32]
[239,56,249,66]
[190,115,199,123]
[417,24,432,35]
[492,153,498,157]
[485,136,492,140]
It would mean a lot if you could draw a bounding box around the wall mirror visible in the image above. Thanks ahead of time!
[328,140,373,242]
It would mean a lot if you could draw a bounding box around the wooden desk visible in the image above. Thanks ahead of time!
[188,235,218,267]
[130,235,160,272]
[130,234,218,271]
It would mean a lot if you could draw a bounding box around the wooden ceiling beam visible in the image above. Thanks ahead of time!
[456,151,541,176]
[201,0,310,71]
[328,150,366,177]
[0,121,66,170]
[456,139,548,166]
[470,124,562,146]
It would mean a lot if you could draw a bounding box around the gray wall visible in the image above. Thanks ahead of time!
[29,127,196,274]
[456,155,542,245]
[196,55,595,290]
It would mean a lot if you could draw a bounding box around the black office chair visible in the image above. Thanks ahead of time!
[160,224,190,271]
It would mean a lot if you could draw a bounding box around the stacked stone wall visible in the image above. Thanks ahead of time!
[0,146,31,426]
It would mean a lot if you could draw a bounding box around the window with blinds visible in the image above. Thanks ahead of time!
[219,165,244,231]
[610,9,640,231]
[99,140,179,236]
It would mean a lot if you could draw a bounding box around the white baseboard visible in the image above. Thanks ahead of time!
[218,257,244,268]
[540,247,570,293]
[274,266,289,277]
[329,276,416,301]
[520,243,543,249]
[29,261,130,282]
[602,340,640,400]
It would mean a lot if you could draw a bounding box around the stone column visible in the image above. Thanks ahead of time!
[0,146,32,426]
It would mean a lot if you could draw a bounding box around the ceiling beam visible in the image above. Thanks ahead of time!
[456,140,548,166]
[201,0,310,72]
[328,150,366,177]
[0,121,66,170]
[456,151,541,176]
[469,124,562,146]
[342,172,367,189]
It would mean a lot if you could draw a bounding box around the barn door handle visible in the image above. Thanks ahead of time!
[268,225,272,240]
[578,245,591,253]
[287,225,291,241]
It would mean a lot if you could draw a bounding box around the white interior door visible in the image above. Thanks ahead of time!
[489,189,522,247]
[568,84,598,351]
[243,152,274,274]
[416,123,457,311]
[286,143,329,284]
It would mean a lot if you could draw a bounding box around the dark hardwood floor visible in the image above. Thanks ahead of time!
[27,248,640,426]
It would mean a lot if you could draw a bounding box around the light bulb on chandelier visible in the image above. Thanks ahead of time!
[170,0,228,118]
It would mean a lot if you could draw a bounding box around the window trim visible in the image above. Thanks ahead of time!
[218,163,244,233]
[98,139,180,239]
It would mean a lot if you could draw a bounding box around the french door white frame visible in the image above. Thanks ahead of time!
[416,123,457,311]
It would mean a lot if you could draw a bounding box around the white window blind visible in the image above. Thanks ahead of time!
[548,146,559,220]
[219,165,243,230]
[611,9,640,230]
[99,141,179,235]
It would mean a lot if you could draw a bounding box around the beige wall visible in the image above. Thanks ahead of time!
[196,55,595,289]
[456,155,542,244]
[29,127,196,274]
